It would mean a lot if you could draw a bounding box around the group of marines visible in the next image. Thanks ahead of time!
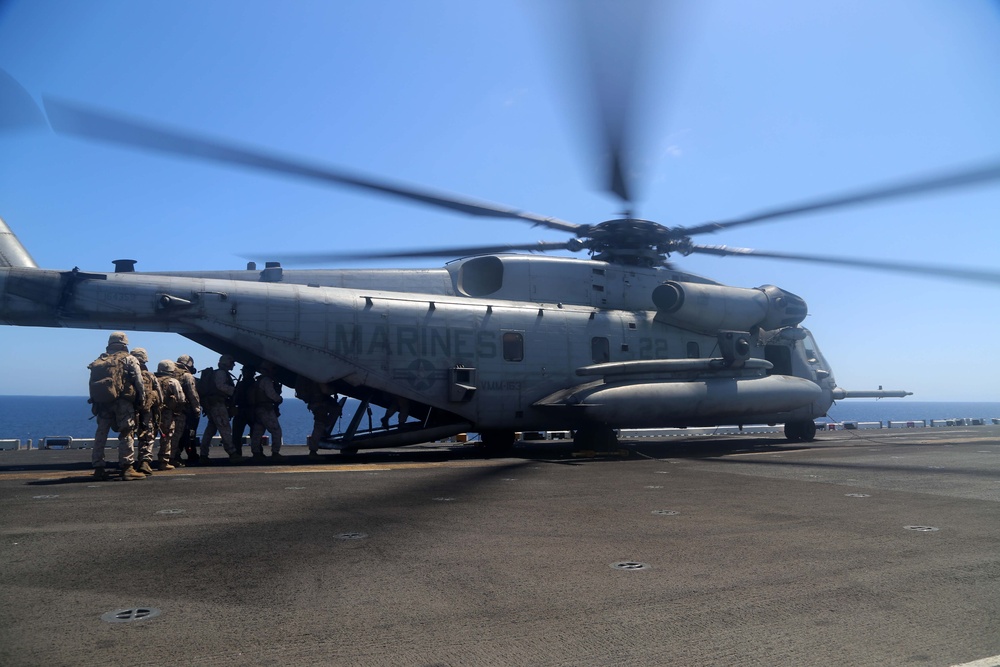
[88,331,296,481]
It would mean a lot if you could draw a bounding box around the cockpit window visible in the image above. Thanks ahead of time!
[801,328,827,367]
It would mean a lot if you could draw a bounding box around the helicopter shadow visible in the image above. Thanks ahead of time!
[8,435,809,484]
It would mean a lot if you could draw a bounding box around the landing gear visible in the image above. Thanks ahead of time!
[572,425,619,450]
[784,420,817,442]
[478,430,516,457]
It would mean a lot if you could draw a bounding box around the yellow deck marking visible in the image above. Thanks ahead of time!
[0,458,513,482]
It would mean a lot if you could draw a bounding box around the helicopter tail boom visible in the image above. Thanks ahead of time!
[0,216,37,269]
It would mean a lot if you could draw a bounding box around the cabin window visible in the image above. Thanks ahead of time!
[502,332,524,361]
[686,342,700,358]
[591,337,610,364]
[765,345,793,376]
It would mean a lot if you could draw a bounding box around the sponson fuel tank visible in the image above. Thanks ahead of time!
[535,374,822,428]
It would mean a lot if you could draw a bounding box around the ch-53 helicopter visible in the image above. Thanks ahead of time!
[2,8,1000,455]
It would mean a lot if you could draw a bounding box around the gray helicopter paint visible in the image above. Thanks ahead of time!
[0,217,37,269]
[0,257,838,431]
[136,254,721,312]
[0,223,865,434]
[535,374,823,427]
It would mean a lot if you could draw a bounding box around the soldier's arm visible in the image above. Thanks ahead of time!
[264,380,282,404]
[216,370,235,398]
[186,376,202,414]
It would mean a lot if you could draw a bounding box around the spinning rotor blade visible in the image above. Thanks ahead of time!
[689,244,1000,286]
[255,240,579,265]
[559,0,669,205]
[681,159,1000,237]
[0,69,47,132]
[42,98,582,235]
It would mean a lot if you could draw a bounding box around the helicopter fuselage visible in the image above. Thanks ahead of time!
[0,250,841,443]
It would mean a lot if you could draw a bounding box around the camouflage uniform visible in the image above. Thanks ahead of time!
[89,332,146,481]
[230,365,256,457]
[381,396,410,429]
[130,347,163,475]
[199,354,239,461]
[296,377,340,456]
[155,360,184,469]
[170,355,201,466]
[250,365,284,460]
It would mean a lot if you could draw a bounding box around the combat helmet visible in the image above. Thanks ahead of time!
[108,331,129,346]
[132,347,149,363]
[156,359,176,376]
[106,331,130,352]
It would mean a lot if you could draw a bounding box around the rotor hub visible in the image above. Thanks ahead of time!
[585,218,688,266]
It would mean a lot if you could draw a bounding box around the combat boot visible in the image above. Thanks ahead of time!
[137,461,154,475]
[121,465,146,481]
[228,453,244,463]
[271,452,286,463]
[157,459,175,471]
[251,452,267,462]
[93,467,110,481]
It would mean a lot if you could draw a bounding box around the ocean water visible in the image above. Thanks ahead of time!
[823,401,1000,425]
[0,396,328,445]
[1,396,998,443]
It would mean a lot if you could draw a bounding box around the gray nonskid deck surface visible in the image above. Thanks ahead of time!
[1,428,999,667]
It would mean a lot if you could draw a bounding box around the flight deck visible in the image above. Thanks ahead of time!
[2,427,999,667]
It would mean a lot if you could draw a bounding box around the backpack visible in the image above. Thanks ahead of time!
[159,376,184,413]
[139,369,161,413]
[234,373,254,411]
[197,367,218,401]
[253,377,280,407]
[295,377,320,403]
[88,351,128,404]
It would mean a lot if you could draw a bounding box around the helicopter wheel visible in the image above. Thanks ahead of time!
[479,429,516,457]
[783,420,817,443]
[802,421,817,441]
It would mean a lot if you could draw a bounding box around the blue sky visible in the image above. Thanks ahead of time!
[1,0,999,400]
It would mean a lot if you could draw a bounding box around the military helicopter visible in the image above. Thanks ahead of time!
[2,4,1000,454]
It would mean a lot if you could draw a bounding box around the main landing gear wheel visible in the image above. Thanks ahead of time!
[478,429,516,457]
[783,420,817,442]
[572,425,619,450]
